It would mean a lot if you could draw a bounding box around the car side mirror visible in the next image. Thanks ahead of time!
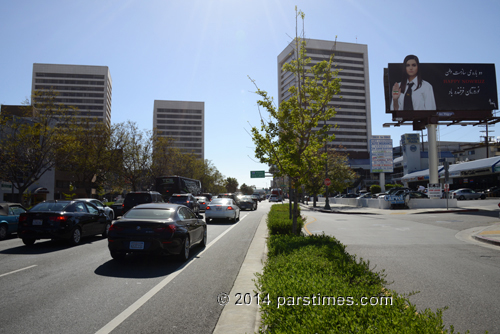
[197,214,204,219]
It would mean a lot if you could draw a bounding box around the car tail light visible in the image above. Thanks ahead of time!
[19,214,27,223]
[49,216,68,223]
[108,224,124,232]
[227,206,234,210]
[206,206,211,210]
[154,225,176,233]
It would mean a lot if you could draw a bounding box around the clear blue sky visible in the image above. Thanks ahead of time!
[1,0,499,189]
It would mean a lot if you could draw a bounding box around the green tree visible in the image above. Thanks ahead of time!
[240,183,254,195]
[224,177,239,193]
[0,90,74,206]
[250,8,341,234]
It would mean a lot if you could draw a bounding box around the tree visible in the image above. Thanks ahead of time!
[240,183,255,195]
[224,177,239,193]
[0,90,74,206]
[250,8,341,234]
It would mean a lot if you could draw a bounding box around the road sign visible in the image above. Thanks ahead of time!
[444,183,449,192]
[250,171,265,178]
[324,178,331,186]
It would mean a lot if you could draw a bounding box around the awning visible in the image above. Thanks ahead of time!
[401,168,442,182]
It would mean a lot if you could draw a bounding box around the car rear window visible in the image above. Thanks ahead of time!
[210,199,231,205]
[125,194,152,206]
[30,202,70,212]
[124,208,175,219]
[169,196,189,203]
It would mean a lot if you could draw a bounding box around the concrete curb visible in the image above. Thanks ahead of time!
[213,214,268,334]
[473,235,500,247]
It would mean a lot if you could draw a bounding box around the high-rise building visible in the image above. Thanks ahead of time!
[32,63,112,127]
[278,39,372,158]
[153,100,205,160]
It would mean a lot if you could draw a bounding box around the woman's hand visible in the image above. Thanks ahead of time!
[392,82,401,110]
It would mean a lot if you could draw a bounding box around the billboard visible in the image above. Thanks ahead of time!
[384,58,498,122]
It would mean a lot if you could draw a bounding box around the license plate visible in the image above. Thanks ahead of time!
[130,241,144,250]
[33,219,43,225]
[216,207,222,211]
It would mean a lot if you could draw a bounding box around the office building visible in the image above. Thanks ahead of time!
[153,100,205,160]
[32,63,112,127]
[278,39,372,156]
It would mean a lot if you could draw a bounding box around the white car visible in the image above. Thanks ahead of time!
[75,198,114,222]
[269,195,280,202]
[205,198,240,223]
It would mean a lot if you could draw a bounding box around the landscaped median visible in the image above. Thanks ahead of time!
[255,204,466,333]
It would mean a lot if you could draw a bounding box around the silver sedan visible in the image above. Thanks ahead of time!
[450,188,486,200]
[205,198,240,223]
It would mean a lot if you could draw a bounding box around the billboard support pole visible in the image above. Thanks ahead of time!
[427,124,439,184]
[380,173,385,192]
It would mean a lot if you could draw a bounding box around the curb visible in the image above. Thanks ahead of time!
[213,213,268,334]
[472,235,500,247]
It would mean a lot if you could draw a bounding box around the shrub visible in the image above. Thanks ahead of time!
[370,184,381,194]
[267,204,304,236]
[257,207,464,333]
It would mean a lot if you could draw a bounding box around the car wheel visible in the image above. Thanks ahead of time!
[108,211,114,222]
[459,195,465,200]
[0,225,7,240]
[179,236,190,262]
[22,237,36,246]
[69,227,82,246]
[200,227,207,247]
[110,251,126,261]
[102,222,111,238]
[481,195,486,200]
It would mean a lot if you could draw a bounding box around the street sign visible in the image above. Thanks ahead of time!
[324,178,331,186]
[250,171,265,178]
[444,183,449,192]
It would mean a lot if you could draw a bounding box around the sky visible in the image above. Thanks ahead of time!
[1,0,499,190]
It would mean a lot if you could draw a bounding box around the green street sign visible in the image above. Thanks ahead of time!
[251,171,265,178]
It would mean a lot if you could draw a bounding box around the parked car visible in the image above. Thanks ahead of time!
[107,203,206,262]
[0,203,27,240]
[75,198,114,222]
[451,188,486,200]
[408,191,429,199]
[168,194,200,214]
[194,196,208,212]
[110,198,124,217]
[238,196,257,211]
[205,198,240,223]
[356,193,373,199]
[17,200,110,246]
[122,191,164,215]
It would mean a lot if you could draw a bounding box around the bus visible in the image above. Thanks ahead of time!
[271,188,283,200]
[155,176,202,201]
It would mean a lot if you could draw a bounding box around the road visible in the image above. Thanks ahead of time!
[301,199,500,334]
[0,202,271,334]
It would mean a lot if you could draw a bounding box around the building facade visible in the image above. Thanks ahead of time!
[153,100,205,160]
[32,63,112,127]
[278,39,372,156]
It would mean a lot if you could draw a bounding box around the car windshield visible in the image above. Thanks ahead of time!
[114,199,124,204]
[125,194,152,205]
[240,196,253,201]
[210,199,231,205]
[169,196,189,203]
[30,201,70,212]
[124,208,175,219]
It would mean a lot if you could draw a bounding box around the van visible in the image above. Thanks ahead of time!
[122,191,164,215]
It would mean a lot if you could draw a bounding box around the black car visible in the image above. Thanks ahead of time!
[218,193,240,205]
[18,200,110,246]
[122,191,164,215]
[238,196,256,211]
[107,203,207,262]
[110,198,124,217]
[168,194,200,214]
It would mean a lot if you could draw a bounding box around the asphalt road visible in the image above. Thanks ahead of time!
[301,202,500,334]
[0,202,270,334]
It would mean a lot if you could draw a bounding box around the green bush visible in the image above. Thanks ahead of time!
[267,204,304,236]
[384,184,403,191]
[257,208,465,333]
[370,185,381,194]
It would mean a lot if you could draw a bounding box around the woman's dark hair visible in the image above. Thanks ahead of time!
[400,54,422,92]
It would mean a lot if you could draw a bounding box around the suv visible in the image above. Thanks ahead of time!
[122,191,164,215]
[168,193,200,214]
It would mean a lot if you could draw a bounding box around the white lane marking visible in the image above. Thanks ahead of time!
[95,215,247,334]
[0,265,37,278]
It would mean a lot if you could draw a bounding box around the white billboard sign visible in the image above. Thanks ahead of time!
[370,136,394,173]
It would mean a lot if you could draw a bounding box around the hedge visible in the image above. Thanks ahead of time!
[256,207,467,333]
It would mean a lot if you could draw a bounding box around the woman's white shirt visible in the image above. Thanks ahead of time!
[391,76,436,110]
